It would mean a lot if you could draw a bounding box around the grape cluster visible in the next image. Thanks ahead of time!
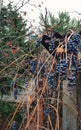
[29,59,38,75]
[67,33,81,55]
[44,106,51,116]
[47,72,56,90]
[60,60,67,80]
[48,38,56,53]
[55,59,67,80]
[67,40,78,55]
[71,33,80,44]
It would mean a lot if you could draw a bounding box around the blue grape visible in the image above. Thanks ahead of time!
[55,59,67,80]
[48,38,56,53]
[67,73,76,88]
[44,106,51,116]
[71,66,76,72]
[67,75,76,81]
[47,72,56,90]
[71,33,80,44]
[78,42,81,51]
[29,59,38,75]
[67,40,78,55]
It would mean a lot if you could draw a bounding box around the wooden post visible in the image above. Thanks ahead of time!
[62,80,78,130]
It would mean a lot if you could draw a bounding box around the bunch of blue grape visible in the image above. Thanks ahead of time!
[44,106,51,116]
[48,38,56,53]
[55,59,67,80]
[67,33,81,55]
[47,72,56,90]
[59,60,67,80]
[71,33,80,44]
[67,40,78,55]
[29,59,38,75]
[38,62,46,77]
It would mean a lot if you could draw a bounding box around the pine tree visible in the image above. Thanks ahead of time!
[39,11,81,34]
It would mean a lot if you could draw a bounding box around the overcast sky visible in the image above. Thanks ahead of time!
[3,0,81,27]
